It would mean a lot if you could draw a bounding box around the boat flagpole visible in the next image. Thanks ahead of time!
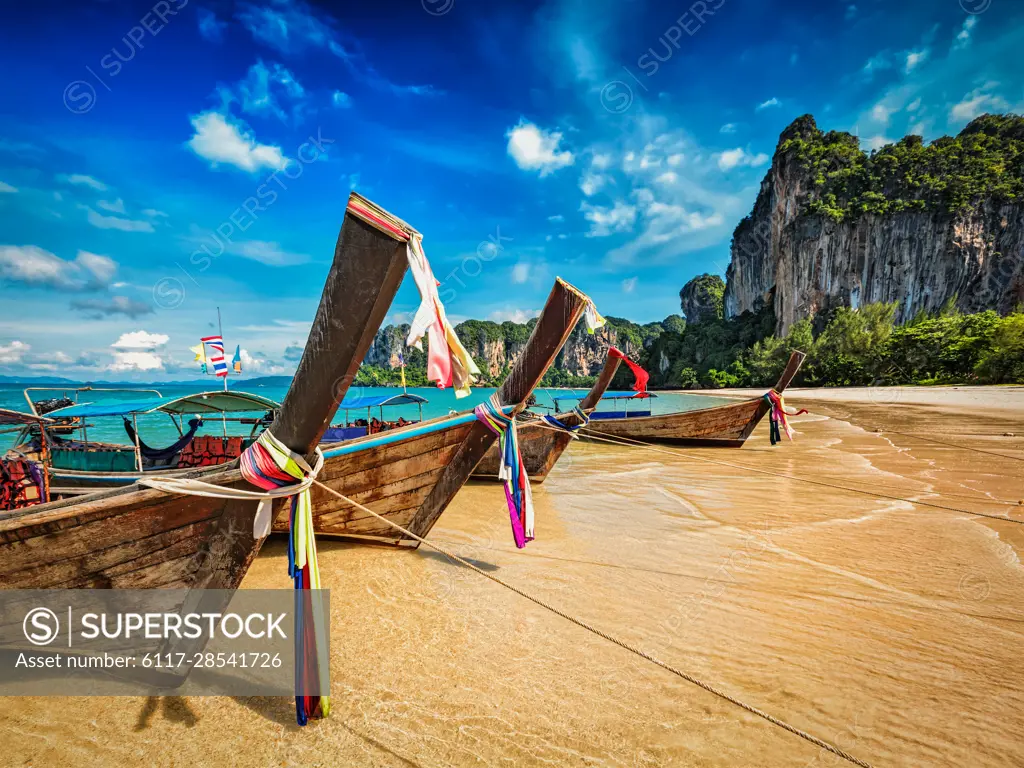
[218,306,228,392]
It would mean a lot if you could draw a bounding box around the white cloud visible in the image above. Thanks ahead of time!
[716,148,769,171]
[221,60,306,122]
[621,277,637,293]
[0,340,29,363]
[487,308,540,323]
[60,174,107,191]
[506,120,574,176]
[331,90,351,108]
[907,98,922,112]
[863,135,893,151]
[0,246,116,290]
[954,16,977,50]
[186,111,289,173]
[580,200,636,237]
[111,331,169,349]
[719,123,737,134]
[109,351,164,372]
[590,153,612,170]
[0,181,17,193]
[71,295,154,319]
[862,52,891,77]
[547,214,564,223]
[871,102,894,126]
[511,262,530,284]
[225,240,310,266]
[950,83,1009,124]
[579,172,608,196]
[142,208,168,218]
[97,198,126,214]
[655,171,678,185]
[83,207,155,232]
[198,8,227,42]
[904,48,929,73]
[755,97,780,111]
[666,153,684,166]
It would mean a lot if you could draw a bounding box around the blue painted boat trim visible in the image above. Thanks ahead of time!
[321,404,513,459]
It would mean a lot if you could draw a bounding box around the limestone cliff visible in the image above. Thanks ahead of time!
[725,114,1024,334]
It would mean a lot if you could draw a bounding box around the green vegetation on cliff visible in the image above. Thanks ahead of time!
[780,113,1024,220]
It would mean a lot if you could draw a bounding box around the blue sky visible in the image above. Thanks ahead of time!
[1,0,1021,380]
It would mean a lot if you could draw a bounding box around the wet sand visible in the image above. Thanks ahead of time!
[2,388,1023,766]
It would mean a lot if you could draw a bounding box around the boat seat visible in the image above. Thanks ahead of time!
[0,458,44,511]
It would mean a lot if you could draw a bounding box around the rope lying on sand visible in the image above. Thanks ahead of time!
[310,480,873,768]
[555,424,1024,527]
[877,429,1024,465]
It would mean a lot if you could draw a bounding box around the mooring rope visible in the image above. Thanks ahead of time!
[548,423,1024,527]
[310,480,873,767]
[878,429,1024,464]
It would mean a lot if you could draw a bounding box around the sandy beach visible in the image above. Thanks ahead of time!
[2,387,1022,766]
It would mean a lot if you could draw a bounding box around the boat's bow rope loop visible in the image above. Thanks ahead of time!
[541,406,590,437]
[139,429,330,726]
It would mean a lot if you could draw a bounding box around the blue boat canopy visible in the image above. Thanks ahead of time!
[337,393,428,410]
[552,390,657,406]
[46,391,281,419]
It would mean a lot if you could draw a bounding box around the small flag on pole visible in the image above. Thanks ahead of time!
[202,335,229,378]
[398,352,406,390]
[190,343,208,374]
[232,345,242,373]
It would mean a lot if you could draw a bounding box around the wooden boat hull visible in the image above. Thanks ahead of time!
[0,193,412,590]
[580,350,807,447]
[271,278,591,544]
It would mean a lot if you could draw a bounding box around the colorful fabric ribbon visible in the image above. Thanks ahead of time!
[542,406,589,435]
[583,300,606,334]
[608,346,650,393]
[405,234,480,398]
[239,431,330,725]
[474,395,534,548]
[763,391,808,445]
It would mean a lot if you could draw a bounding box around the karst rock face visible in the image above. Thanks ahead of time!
[679,274,725,325]
[724,115,1024,334]
[362,324,409,368]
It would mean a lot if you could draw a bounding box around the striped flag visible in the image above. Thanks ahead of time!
[202,335,229,378]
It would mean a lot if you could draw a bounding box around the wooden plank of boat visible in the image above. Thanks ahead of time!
[275,277,590,544]
[0,192,411,590]
[472,350,623,481]
[579,350,806,447]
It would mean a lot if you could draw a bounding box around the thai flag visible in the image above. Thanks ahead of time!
[202,336,228,377]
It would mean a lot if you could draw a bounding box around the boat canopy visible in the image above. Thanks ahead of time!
[553,390,656,407]
[46,391,281,419]
[0,408,53,426]
[338,393,428,409]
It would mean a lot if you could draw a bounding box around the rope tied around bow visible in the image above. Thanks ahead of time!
[763,390,808,446]
[474,394,535,548]
[542,406,590,437]
[139,430,330,726]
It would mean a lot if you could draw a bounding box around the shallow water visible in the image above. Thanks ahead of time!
[2,392,1023,766]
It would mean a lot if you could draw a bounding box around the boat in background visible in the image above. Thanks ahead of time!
[1,408,53,511]
[472,350,623,482]
[272,276,592,545]
[571,351,807,446]
[320,392,427,441]
[11,390,279,497]
[0,191,411,589]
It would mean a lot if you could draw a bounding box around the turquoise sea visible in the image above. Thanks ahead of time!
[0,382,737,452]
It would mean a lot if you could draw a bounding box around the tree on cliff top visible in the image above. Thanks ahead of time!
[776,112,1024,219]
[679,274,725,324]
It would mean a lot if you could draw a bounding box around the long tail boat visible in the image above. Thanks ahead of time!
[0,193,411,589]
[271,277,590,544]
[471,350,623,482]
[576,350,806,447]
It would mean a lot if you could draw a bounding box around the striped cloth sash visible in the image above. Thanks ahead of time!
[474,395,535,549]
